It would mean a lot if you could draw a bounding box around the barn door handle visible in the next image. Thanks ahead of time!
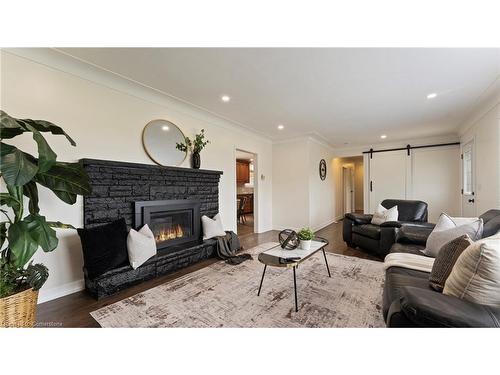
[370,181,373,192]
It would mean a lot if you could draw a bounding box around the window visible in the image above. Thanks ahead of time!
[462,142,473,195]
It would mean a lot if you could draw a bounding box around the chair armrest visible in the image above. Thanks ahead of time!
[389,286,500,328]
[345,213,373,225]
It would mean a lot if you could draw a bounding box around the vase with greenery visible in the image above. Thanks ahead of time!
[0,110,91,327]
[175,128,210,169]
[297,227,315,250]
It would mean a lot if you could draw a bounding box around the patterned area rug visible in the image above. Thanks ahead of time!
[91,243,386,327]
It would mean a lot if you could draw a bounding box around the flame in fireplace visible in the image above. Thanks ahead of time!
[156,224,184,242]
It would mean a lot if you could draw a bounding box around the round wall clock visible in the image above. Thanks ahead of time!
[319,159,327,180]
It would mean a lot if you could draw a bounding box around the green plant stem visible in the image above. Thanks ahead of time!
[7,185,23,222]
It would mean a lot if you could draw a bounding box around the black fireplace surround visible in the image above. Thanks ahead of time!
[81,158,223,299]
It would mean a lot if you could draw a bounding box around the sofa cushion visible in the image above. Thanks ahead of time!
[352,224,381,240]
[77,218,130,279]
[429,234,473,292]
[423,213,483,257]
[444,232,500,307]
[371,204,398,225]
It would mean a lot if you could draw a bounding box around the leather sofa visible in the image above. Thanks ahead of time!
[342,199,430,257]
[383,209,500,327]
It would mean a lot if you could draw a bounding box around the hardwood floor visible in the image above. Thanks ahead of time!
[35,220,381,327]
[237,213,254,236]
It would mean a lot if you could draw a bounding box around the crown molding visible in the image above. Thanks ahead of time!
[458,75,500,137]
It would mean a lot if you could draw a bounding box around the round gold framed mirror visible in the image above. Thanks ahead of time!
[142,119,187,166]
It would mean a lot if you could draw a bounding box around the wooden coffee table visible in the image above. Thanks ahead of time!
[257,238,331,312]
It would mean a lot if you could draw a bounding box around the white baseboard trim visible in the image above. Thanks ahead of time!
[37,279,85,304]
[312,219,338,232]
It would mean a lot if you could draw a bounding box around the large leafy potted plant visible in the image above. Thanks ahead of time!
[0,110,91,327]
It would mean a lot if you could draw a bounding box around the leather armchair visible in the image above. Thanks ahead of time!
[343,199,429,257]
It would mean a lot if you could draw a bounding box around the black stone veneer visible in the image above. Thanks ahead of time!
[80,158,223,299]
[82,158,223,229]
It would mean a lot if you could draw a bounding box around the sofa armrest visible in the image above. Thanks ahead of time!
[345,213,373,225]
[388,286,500,328]
[395,224,435,246]
[381,221,435,229]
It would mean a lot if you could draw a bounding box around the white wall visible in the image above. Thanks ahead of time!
[272,139,309,229]
[272,137,336,231]
[308,138,335,231]
[460,96,500,215]
[0,50,273,303]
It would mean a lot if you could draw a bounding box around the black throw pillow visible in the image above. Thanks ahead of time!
[429,234,473,292]
[77,218,129,279]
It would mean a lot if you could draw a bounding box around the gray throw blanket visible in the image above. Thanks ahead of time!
[216,231,252,265]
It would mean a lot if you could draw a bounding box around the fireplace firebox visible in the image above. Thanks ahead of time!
[134,199,201,250]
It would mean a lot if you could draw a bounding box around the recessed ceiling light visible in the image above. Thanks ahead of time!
[221,95,230,102]
[380,134,387,139]
[162,125,170,131]
[277,124,284,130]
[427,93,437,99]
[250,158,254,162]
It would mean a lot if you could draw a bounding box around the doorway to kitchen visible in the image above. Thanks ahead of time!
[235,149,257,236]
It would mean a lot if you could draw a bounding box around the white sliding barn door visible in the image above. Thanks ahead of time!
[369,150,408,213]
[411,145,460,222]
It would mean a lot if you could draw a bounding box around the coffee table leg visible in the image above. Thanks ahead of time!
[257,265,267,296]
[293,265,298,312]
[322,248,332,278]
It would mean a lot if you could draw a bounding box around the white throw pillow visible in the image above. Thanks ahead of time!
[371,204,398,225]
[202,213,226,240]
[444,231,500,307]
[127,224,157,269]
[423,213,483,257]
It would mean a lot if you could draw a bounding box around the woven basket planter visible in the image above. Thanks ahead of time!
[0,288,39,328]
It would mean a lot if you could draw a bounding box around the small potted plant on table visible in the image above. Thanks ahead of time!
[297,227,314,250]
[0,110,91,327]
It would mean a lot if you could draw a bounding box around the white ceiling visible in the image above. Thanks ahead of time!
[58,48,499,147]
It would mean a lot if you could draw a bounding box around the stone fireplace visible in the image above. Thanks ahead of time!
[81,158,223,298]
[134,199,201,250]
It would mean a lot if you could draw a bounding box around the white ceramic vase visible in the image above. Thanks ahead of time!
[299,239,312,250]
